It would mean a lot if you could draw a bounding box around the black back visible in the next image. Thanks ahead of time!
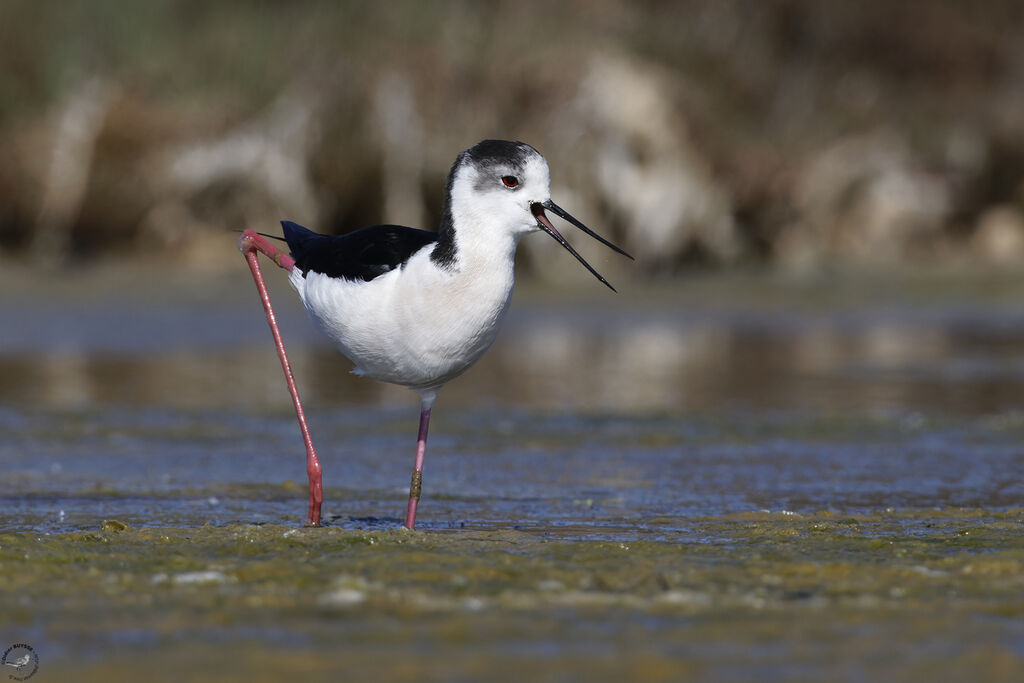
[283,140,537,280]
[282,220,439,282]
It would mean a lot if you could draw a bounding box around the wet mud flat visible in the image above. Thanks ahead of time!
[2,509,1022,682]
[1,406,1023,681]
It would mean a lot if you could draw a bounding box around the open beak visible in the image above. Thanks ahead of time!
[530,200,633,292]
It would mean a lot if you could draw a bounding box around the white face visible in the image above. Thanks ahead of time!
[443,140,629,290]
[451,145,552,237]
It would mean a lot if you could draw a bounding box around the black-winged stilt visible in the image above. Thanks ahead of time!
[238,139,632,529]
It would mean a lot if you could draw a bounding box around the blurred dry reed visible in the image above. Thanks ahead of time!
[2,0,1024,275]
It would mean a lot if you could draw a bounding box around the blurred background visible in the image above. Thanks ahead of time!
[4,0,1024,271]
[3,0,1024,414]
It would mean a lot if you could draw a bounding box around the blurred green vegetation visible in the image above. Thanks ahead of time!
[2,1,1024,271]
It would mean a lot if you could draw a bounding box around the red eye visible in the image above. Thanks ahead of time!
[501,175,519,188]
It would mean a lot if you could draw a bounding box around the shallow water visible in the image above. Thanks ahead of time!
[1,264,1024,680]
[2,407,1023,537]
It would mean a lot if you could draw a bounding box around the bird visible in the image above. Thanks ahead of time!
[4,653,30,668]
[238,139,632,529]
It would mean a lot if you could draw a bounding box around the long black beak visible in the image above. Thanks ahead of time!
[531,200,633,292]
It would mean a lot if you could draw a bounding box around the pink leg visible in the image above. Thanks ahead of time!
[238,229,323,527]
[404,392,437,530]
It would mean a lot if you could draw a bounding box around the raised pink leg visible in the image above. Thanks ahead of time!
[238,229,323,527]
[404,391,437,530]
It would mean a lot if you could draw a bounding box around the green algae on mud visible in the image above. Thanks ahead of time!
[3,509,1023,682]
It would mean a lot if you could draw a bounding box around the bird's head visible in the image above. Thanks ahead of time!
[446,139,633,290]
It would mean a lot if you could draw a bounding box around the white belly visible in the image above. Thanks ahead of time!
[288,249,515,391]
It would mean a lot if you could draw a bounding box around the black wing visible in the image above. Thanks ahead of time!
[281,220,439,282]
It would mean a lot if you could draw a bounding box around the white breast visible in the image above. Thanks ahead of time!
[288,244,516,391]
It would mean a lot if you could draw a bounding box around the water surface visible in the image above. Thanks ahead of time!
[1,264,1023,680]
